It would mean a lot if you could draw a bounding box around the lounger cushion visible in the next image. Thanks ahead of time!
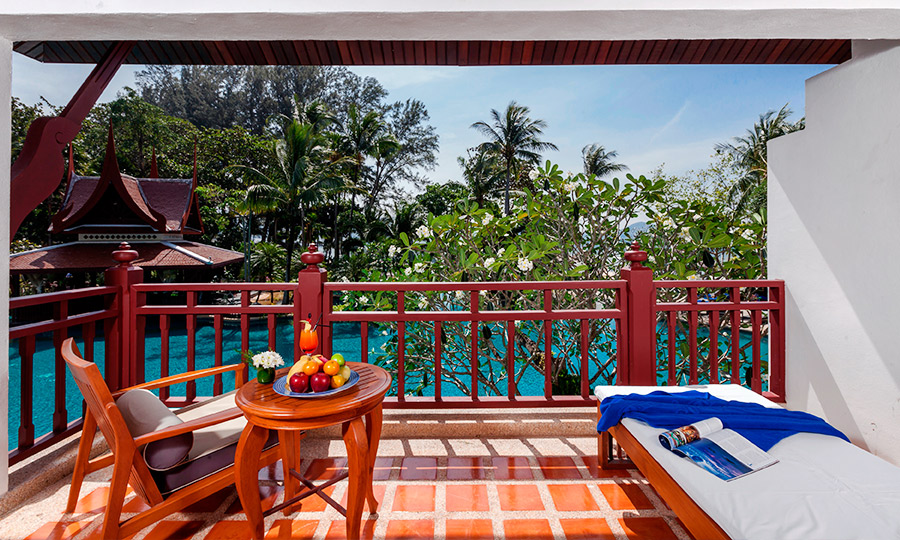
[116,389,192,470]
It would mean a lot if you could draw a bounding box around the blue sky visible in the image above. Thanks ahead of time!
[12,53,829,185]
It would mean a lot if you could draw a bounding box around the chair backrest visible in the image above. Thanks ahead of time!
[62,338,162,505]
[62,338,122,451]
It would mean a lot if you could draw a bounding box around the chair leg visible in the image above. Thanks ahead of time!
[99,447,133,540]
[66,410,98,513]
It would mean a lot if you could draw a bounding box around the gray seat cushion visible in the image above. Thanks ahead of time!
[150,429,278,497]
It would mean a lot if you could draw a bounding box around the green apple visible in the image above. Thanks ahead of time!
[340,365,352,380]
[331,353,345,366]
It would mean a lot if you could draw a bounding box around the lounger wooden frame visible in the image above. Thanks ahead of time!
[597,405,731,540]
[63,338,281,540]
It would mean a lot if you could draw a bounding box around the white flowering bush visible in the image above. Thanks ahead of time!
[333,161,769,395]
[250,350,284,370]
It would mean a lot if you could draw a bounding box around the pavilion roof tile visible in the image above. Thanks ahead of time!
[9,241,243,274]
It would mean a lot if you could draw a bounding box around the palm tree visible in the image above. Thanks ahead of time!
[335,105,399,248]
[458,147,503,208]
[241,119,345,281]
[581,144,628,177]
[471,101,558,214]
[715,104,804,214]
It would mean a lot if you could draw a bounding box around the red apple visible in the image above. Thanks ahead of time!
[289,373,308,393]
[310,372,331,393]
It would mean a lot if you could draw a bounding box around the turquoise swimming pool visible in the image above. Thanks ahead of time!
[7,319,766,450]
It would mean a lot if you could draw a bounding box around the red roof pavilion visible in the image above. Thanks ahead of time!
[10,126,243,275]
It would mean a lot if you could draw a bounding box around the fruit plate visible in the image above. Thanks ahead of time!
[273,370,360,399]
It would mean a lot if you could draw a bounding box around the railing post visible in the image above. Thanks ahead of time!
[103,243,143,390]
[297,244,327,358]
[620,242,656,385]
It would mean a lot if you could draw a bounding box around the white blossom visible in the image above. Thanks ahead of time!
[418,298,428,309]
[482,213,494,226]
[497,247,506,257]
[528,169,539,180]
[479,290,487,297]
[563,182,576,193]
[484,257,496,269]
[251,350,284,369]
[455,290,466,300]
[687,274,699,280]
[382,330,389,336]
[404,267,412,276]
[517,257,534,272]
[693,214,702,221]
[388,245,399,257]
[415,225,432,238]
[414,262,425,273]
[360,295,370,304]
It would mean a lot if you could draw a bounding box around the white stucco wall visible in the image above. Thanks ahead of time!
[0,36,11,495]
[769,40,900,464]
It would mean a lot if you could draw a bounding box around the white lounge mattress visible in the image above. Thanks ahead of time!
[595,385,900,540]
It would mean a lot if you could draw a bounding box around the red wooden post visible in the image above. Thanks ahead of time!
[768,283,786,400]
[620,242,656,385]
[298,244,327,356]
[104,243,143,389]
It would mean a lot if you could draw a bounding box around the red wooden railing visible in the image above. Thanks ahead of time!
[655,279,785,401]
[129,283,300,405]
[323,280,627,408]
[8,241,785,463]
[8,286,119,464]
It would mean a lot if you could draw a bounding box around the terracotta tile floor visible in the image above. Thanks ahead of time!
[6,436,694,540]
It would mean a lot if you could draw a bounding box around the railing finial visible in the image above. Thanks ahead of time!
[300,243,325,270]
[112,242,139,267]
[624,241,648,269]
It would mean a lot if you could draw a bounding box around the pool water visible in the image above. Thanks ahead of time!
[7,319,766,450]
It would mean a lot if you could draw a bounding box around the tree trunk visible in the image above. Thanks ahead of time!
[284,212,296,283]
[504,162,511,215]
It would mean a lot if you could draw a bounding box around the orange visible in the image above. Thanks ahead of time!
[302,361,320,376]
[323,360,340,376]
[331,374,346,388]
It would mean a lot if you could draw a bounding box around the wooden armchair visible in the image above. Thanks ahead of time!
[62,338,282,540]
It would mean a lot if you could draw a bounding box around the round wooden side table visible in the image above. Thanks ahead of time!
[234,362,391,540]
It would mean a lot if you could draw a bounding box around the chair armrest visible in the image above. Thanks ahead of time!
[113,363,246,398]
[132,408,244,447]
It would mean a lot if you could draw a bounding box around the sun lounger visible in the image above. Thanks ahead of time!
[595,384,900,540]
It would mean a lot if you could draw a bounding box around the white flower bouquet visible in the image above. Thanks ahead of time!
[251,350,284,369]
[246,350,284,383]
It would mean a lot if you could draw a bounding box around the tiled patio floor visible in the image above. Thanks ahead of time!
[5,437,693,540]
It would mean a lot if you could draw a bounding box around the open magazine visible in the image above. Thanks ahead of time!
[658,418,778,481]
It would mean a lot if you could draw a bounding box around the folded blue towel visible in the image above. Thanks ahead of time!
[596,390,849,451]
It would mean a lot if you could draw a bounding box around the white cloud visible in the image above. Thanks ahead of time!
[650,100,690,143]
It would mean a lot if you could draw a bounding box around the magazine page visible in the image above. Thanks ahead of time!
[659,417,724,450]
[704,429,778,472]
[671,439,754,481]
[658,417,779,481]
